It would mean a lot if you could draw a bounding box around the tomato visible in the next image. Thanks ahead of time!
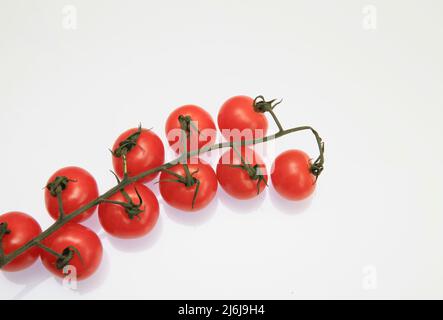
[165,104,217,154]
[40,223,102,281]
[218,95,268,142]
[0,212,41,272]
[112,127,165,183]
[271,150,316,200]
[98,183,159,239]
[159,159,218,212]
[216,147,268,200]
[45,166,99,223]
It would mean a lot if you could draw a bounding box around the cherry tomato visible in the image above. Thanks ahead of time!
[159,159,218,212]
[216,147,268,200]
[0,212,41,272]
[45,166,99,223]
[40,223,102,281]
[271,150,316,200]
[98,183,159,239]
[112,127,165,183]
[165,104,217,154]
[218,95,268,142]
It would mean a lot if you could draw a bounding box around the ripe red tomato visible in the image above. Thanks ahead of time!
[112,127,165,183]
[216,147,268,200]
[45,166,99,223]
[271,150,316,200]
[0,212,41,272]
[98,183,159,239]
[218,95,268,142]
[165,104,217,154]
[159,159,218,212]
[40,223,102,281]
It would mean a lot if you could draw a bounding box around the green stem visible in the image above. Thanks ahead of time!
[179,124,195,186]
[57,192,65,221]
[268,109,284,132]
[0,125,324,269]
[231,144,255,177]
[36,242,64,259]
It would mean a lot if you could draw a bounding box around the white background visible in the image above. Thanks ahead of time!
[1,0,442,299]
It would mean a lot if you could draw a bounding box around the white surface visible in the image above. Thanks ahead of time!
[1,0,442,299]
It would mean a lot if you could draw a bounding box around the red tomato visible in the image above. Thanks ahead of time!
[112,127,165,183]
[40,223,102,281]
[218,95,268,142]
[159,159,218,212]
[0,212,41,272]
[98,183,159,239]
[45,167,99,223]
[165,104,217,154]
[216,147,268,200]
[271,150,316,200]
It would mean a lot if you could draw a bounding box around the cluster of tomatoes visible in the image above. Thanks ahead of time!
[0,95,321,281]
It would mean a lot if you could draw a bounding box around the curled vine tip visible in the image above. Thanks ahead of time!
[253,95,283,113]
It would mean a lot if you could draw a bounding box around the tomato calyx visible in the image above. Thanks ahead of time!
[253,95,284,132]
[0,223,9,263]
[0,223,11,256]
[46,176,76,197]
[226,163,268,195]
[101,187,145,220]
[253,95,283,113]
[178,115,200,136]
[0,223,11,238]
[55,246,84,270]
[112,125,143,158]
[159,166,201,209]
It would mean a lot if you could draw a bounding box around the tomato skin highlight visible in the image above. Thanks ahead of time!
[271,150,316,201]
[0,212,42,272]
[216,147,268,200]
[218,95,268,142]
[165,104,216,154]
[159,159,218,212]
[45,166,99,223]
[40,223,102,281]
[98,183,159,239]
[112,128,165,183]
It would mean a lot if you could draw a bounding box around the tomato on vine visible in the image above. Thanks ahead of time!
[0,212,41,272]
[165,104,217,154]
[45,166,99,223]
[218,95,269,142]
[271,150,317,201]
[112,127,165,183]
[98,183,159,239]
[159,158,218,212]
[40,223,102,281]
[216,147,268,200]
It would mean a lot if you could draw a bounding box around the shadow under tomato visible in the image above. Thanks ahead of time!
[162,194,219,226]
[269,187,314,214]
[103,214,164,253]
[217,187,267,214]
[2,260,51,299]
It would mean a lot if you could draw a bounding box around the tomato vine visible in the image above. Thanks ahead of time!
[0,96,325,273]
